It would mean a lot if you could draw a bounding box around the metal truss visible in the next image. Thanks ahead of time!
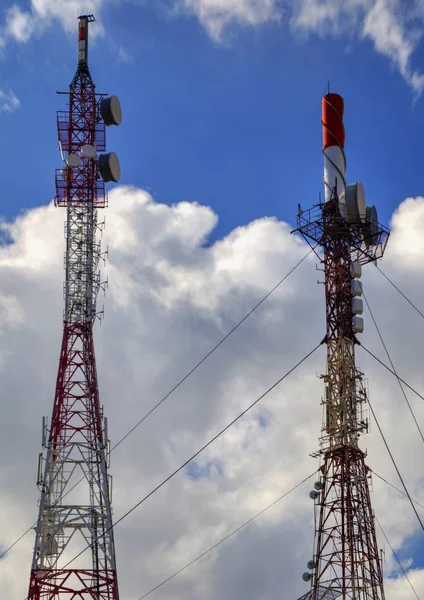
[312,448,383,599]
[295,193,386,600]
[28,569,118,600]
[296,201,389,266]
[298,585,341,600]
[63,205,106,324]
[28,38,119,600]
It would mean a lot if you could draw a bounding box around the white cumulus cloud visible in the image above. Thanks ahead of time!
[174,0,424,94]
[0,186,423,599]
[1,0,424,94]
[0,89,20,112]
[174,0,282,40]
[291,0,424,95]
[2,0,107,46]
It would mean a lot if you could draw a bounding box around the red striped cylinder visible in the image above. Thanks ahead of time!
[78,16,88,64]
[322,93,346,204]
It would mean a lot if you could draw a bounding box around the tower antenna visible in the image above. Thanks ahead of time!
[294,92,389,599]
[27,14,123,600]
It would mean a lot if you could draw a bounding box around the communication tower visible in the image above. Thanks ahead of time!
[27,15,122,600]
[294,94,389,599]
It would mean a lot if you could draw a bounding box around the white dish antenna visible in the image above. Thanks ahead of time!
[81,144,96,159]
[343,182,366,224]
[363,205,379,247]
[60,167,69,181]
[66,153,81,168]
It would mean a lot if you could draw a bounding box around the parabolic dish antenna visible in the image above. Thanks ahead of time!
[343,182,366,224]
[100,95,122,126]
[363,205,379,247]
[98,152,121,183]
[81,144,97,159]
[66,153,81,168]
[60,167,69,180]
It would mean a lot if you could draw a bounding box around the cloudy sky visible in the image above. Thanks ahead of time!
[1,1,424,599]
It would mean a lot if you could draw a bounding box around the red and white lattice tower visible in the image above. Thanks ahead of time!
[295,94,389,600]
[27,15,122,600]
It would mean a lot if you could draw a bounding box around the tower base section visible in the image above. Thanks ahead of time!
[308,446,384,600]
[297,585,340,600]
[28,568,119,600]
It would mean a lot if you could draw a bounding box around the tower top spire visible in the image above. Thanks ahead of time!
[77,14,95,65]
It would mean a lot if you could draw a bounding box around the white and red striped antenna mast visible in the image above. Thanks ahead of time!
[322,93,346,205]
[294,92,389,599]
[27,15,122,600]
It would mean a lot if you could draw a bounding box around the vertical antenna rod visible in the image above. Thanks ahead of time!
[294,92,389,600]
[27,15,122,600]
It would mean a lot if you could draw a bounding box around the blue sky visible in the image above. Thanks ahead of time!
[397,528,424,571]
[1,0,424,242]
[2,2,424,598]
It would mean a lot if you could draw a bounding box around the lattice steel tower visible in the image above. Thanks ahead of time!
[295,94,389,600]
[28,15,122,600]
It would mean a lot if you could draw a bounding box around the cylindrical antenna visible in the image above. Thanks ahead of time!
[78,14,95,65]
[322,93,346,206]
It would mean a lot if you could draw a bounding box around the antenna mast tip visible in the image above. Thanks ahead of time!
[78,14,95,22]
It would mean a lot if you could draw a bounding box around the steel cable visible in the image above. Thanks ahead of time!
[375,515,420,600]
[376,265,424,321]
[137,468,423,600]
[363,292,424,444]
[57,342,322,572]
[373,471,424,511]
[137,471,318,600]
[360,345,424,533]
[1,246,316,562]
